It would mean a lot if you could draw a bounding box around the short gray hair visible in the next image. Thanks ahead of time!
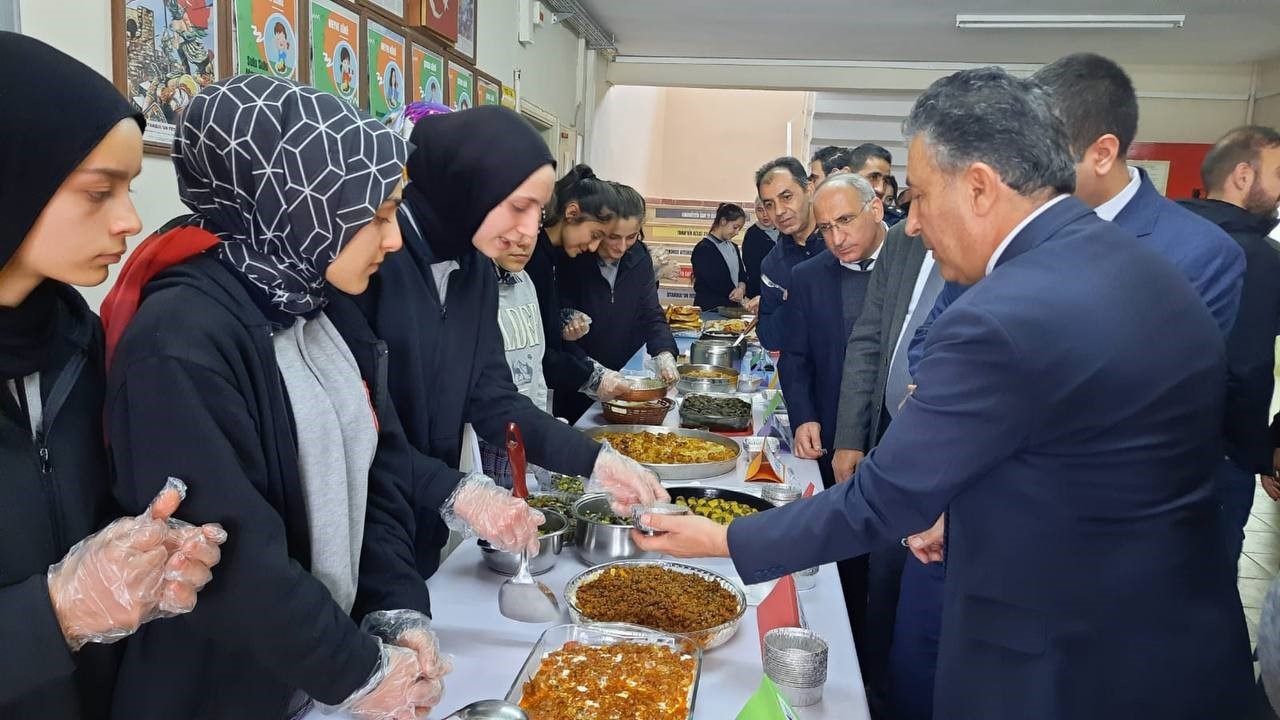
[814,171,876,205]
[903,67,1076,197]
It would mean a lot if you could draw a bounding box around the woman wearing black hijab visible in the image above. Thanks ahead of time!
[337,106,667,582]
[0,33,223,719]
[103,75,446,719]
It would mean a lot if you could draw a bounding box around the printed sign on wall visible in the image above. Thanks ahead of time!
[366,20,406,119]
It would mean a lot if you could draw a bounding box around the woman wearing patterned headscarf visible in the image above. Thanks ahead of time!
[101,75,450,719]
[0,32,224,720]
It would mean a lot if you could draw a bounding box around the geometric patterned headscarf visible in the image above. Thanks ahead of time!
[173,75,408,315]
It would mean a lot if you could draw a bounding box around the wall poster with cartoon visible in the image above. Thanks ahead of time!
[113,0,223,151]
[234,0,298,80]
[447,60,472,111]
[366,20,405,121]
[410,42,445,105]
[308,0,360,105]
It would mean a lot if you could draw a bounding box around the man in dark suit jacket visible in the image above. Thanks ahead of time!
[636,66,1252,720]
[778,171,886,693]
[890,53,1249,720]
[827,221,938,719]
[1182,125,1280,565]
[782,174,886,486]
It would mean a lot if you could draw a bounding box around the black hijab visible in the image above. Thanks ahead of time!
[0,32,142,380]
[402,105,555,260]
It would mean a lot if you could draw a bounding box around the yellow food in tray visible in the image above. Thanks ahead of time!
[597,431,736,465]
[674,495,758,525]
[704,319,751,334]
[519,641,695,720]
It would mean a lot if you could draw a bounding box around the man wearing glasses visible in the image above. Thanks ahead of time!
[776,170,887,663]
[780,172,887,486]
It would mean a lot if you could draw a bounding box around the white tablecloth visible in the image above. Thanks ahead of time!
[311,394,869,719]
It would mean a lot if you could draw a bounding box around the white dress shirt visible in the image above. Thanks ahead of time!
[985,194,1071,276]
[1093,166,1142,222]
[889,251,938,358]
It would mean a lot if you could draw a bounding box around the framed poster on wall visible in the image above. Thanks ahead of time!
[447,60,473,110]
[410,41,445,104]
[308,0,360,105]
[113,0,224,153]
[419,0,457,43]
[454,0,475,60]
[366,20,406,120]
[234,0,300,80]
[476,75,499,106]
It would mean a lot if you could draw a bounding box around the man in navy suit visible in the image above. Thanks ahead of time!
[635,66,1252,719]
[779,172,887,661]
[888,53,1248,720]
[782,172,886,486]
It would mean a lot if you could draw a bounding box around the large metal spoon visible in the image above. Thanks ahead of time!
[441,699,529,719]
[498,423,561,623]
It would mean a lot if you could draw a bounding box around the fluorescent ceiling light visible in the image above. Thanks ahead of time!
[956,14,1186,29]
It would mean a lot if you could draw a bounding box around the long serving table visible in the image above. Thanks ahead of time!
[310,330,870,719]
[416,364,869,718]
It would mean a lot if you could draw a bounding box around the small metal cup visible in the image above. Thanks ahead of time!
[632,502,691,535]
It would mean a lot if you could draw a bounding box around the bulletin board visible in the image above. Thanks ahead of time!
[1127,143,1213,199]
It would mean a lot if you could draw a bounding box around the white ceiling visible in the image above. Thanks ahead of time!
[578,0,1280,66]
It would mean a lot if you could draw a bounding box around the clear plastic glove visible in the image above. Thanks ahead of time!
[46,478,226,650]
[744,296,761,314]
[596,370,632,402]
[587,441,670,515]
[729,283,747,304]
[334,642,435,720]
[362,610,452,713]
[561,310,592,342]
[441,474,544,556]
[654,352,679,385]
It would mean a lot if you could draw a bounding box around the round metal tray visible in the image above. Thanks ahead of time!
[679,393,753,432]
[665,485,775,516]
[564,559,747,650]
[676,364,739,395]
[584,424,741,480]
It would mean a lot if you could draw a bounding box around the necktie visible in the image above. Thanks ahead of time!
[885,259,945,417]
[858,258,875,271]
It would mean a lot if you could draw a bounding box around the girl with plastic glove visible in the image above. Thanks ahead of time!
[0,34,223,720]
[101,76,445,719]
[332,109,670,580]
[550,183,682,422]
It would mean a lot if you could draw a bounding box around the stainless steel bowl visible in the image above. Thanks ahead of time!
[583,425,741,481]
[690,338,744,368]
[478,509,569,576]
[564,560,747,650]
[571,494,657,566]
[676,363,739,394]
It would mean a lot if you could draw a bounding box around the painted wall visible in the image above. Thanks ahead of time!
[591,85,810,202]
[18,0,590,309]
[475,0,584,127]
[609,58,1256,144]
[1256,56,1280,129]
